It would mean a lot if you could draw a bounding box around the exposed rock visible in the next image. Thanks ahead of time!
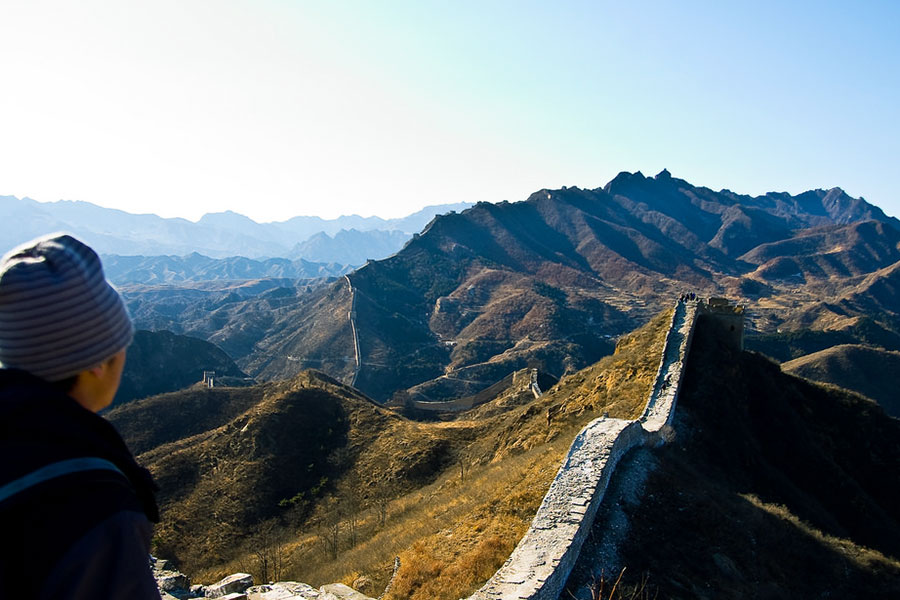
[157,571,191,593]
[155,558,173,571]
[205,573,254,598]
[247,582,319,599]
[151,555,193,598]
[350,576,372,594]
[318,583,374,600]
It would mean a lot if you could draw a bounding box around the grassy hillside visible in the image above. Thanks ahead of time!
[111,308,673,598]
[744,316,900,362]
[782,344,900,418]
[117,329,248,406]
[569,314,900,598]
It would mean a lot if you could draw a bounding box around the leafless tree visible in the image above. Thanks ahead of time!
[251,520,288,583]
[372,477,397,528]
[317,500,342,560]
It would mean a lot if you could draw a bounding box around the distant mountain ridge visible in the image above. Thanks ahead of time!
[0,195,473,262]
[89,170,898,407]
[782,343,900,418]
[289,229,410,265]
[103,252,352,285]
[138,169,900,405]
[117,329,248,405]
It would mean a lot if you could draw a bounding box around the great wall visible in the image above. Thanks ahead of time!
[154,298,743,600]
[466,297,743,600]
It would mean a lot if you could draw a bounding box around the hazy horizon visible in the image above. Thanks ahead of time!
[2,2,897,222]
[6,168,892,225]
[1,192,474,224]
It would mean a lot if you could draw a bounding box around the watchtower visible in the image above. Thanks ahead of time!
[701,297,744,351]
[202,370,216,389]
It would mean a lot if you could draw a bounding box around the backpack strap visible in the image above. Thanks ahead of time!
[0,457,124,505]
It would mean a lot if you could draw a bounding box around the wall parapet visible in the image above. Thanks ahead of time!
[465,299,706,600]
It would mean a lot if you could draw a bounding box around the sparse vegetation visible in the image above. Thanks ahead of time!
[115,309,673,597]
[569,568,658,600]
[583,314,900,598]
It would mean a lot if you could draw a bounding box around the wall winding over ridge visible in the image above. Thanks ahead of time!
[465,300,700,600]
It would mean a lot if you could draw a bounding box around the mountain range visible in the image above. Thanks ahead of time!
[103,253,353,285]
[90,169,900,598]
[122,170,900,405]
[0,194,472,264]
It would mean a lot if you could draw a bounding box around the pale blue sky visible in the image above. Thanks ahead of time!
[1,1,897,221]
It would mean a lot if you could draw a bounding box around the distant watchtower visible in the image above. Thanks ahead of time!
[202,370,215,389]
[701,297,745,351]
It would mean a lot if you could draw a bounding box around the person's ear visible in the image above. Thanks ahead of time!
[87,354,116,377]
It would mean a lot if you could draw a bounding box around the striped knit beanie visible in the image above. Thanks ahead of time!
[0,233,133,382]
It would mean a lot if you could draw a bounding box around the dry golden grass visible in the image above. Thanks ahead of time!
[742,494,900,573]
[173,309,674,598]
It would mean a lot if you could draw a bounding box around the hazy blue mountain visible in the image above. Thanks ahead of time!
[0,196,286,257]
[289,228,410,265]
[271,202,473,240]
[0,195,474,261]
[102,252,351,285]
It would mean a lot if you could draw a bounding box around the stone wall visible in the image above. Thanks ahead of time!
[642,301,698,434]
[703,297,744,351]
[465,300,703,600]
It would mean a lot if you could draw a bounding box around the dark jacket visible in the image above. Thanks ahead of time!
[0,369,160,599]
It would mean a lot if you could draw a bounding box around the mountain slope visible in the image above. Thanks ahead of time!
[109,370,457,575]
[569,314,900,598]
[240,171,900,403]
[742,220,900,282]
[782,344,900,417]
[289,229,409,266]
[117,330,248,406]
[107,309,674,593]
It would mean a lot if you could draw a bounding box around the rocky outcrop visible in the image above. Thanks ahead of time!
[152,559,375,600]
[246,582,319,599]
[207,573,254,598]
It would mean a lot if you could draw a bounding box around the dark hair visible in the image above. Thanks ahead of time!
[51,375,79,394]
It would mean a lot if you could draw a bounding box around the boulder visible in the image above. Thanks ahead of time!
[247,582,319,599]
[156,571,191,593]
[318,583,375,600]
[206,573,254,598]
